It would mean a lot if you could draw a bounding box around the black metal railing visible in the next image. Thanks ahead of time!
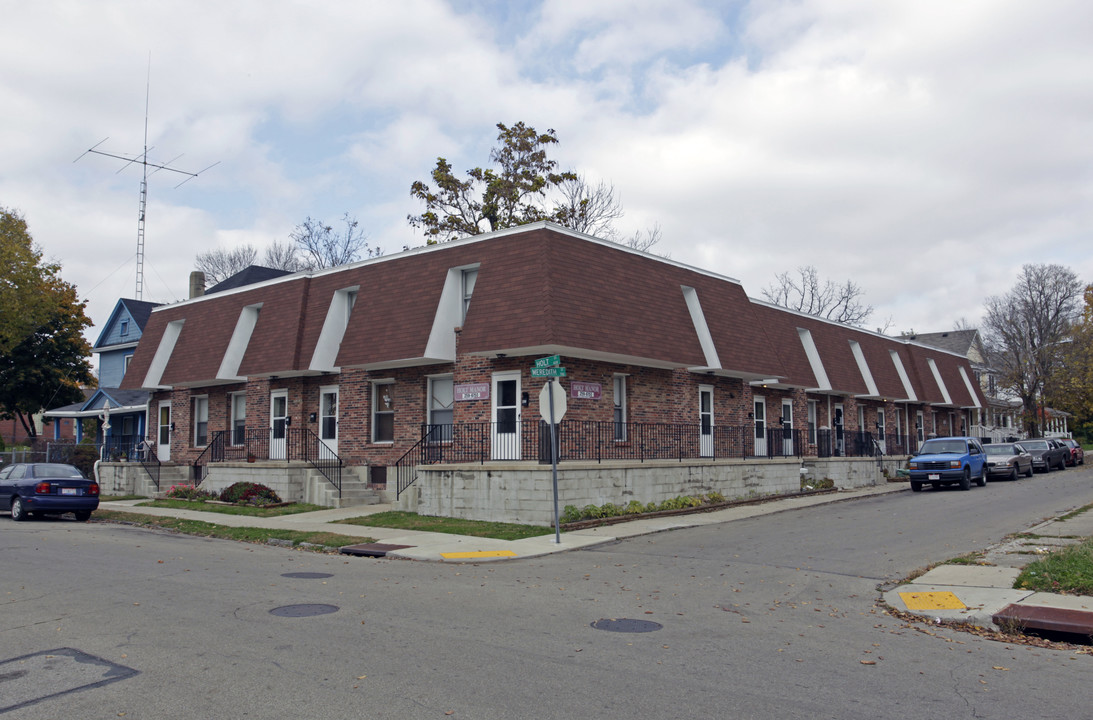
[139,441,161,491]
[395,421,815,499]
[193,428,342,497]
[102,434,146,462]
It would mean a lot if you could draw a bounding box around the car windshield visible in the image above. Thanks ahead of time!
[1021,440,1048,450]
[919,440,967,454]
[1063,440,1077,448]
[30,464,84,478]
[985,445,1016,456]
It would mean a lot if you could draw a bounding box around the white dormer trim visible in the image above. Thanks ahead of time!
[681,286,721,370]
[958,366,981,408]
[424,265,479,362]
[309,287,360,372]
[143,319,184,389]
[927,358,953,405]
[797,328,831,391]
[849,340,879,397]
[218,303,263,381]
[890,349,917,401]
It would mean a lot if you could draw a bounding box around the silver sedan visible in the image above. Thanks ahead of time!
[984,443,1034,481]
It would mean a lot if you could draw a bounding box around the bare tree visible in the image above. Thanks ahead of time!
[981,263,1084,436]
[761,265,874,326]
[194,245,258,286]
[262,239,307,273]
[552,175,624,237]
[290,212,380,269]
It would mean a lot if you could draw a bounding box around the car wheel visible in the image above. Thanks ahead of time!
[959,468,971,491]
[910,481,922,492]
[1010,467,1019,482]
[11,496,28,521]
[73,510,91,522]
[976,468,987,487]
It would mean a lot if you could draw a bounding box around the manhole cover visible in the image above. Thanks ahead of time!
[590,618,663,633]
[269,604,339,618]
[280,572,334,579]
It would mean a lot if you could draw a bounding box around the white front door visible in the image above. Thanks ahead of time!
[699,385,714,457]
[270,391,288,460]
[319,385,338,456]
[157,401,171,461]
[491,372,521,460]
[781,399,794,456]
[754,396,767,457]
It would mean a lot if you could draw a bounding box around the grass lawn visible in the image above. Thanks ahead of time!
[1015,537,1093,595]
[337,510,553,541]
[137,499,327,517]
[93,510,374,550]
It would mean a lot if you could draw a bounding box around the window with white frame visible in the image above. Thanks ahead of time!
[613,375,627,441]
[461,268,478,323]
[231,392,246,445]
[193,396,208,446]
[372,381,395,443]
[807,400,817,445]
[123,353,133,377]
[428,376,454,442]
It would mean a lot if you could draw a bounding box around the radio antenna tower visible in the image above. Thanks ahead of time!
[75,60,218,300]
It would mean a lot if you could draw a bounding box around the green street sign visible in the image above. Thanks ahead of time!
[534,354,561,368]
[531,366,567,378]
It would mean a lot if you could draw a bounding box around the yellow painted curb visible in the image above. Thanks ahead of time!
[899,590,966,610]
[440,550,518,559]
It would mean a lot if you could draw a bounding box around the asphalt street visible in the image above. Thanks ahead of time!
[3,467,1093,719]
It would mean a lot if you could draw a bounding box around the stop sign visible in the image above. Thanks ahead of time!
[539,381,567,423]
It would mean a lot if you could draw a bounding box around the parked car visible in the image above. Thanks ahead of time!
[1060,438,1085,466]
[0,463,100,521]
[907,436,988,492]
[1018,439,1068,473]
[984,443,1034,481]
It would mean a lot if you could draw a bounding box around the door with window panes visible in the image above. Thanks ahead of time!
[319,386,338,455]
[699,386,714,457]
[270,391,288,460]
[753,397,767,457]
[491,372,521,460]
[780,399,794,456]
[157,400,171,461]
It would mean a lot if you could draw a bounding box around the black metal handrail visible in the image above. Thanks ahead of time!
[139,441,161,491]
[191,431,226,484]
[195,427,342,497]
[298,428,343,498]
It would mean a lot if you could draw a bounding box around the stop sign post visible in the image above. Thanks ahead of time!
[534,355,566,543]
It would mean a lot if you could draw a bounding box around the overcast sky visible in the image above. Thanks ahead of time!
[3,0,1091,347]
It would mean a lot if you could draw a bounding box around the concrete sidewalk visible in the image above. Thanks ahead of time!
[884,510,1093,634]
[99,483,904,562]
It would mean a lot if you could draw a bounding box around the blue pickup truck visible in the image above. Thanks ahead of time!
[907,436,988,492]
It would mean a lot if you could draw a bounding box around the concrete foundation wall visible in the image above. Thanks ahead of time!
[401,457,902,525]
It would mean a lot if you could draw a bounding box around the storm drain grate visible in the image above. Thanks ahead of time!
[269,604,339,618]
[0,647,139,714]
[590,618,664,633]
[280,572,334,579]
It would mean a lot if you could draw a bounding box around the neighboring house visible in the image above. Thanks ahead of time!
[44,298,162,454]
[43,270,295,457]
[115,223,987,519]
[903,329,1024,440]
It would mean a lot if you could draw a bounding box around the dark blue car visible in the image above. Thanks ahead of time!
[0,463,100,521]
[907,436,988,492]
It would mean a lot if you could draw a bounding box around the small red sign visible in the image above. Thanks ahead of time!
[454,383,490,401]
[571,382,602,400]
